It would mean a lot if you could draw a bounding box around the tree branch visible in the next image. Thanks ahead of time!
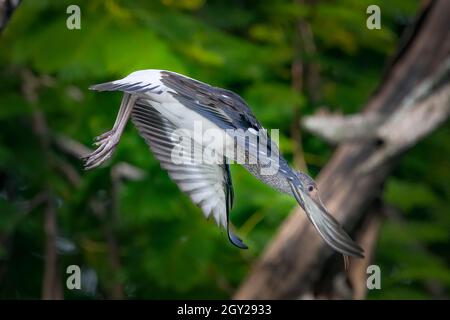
[234,0,450,299]
[302,57,450,149]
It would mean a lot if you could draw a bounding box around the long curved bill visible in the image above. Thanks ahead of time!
[289,182,365,258]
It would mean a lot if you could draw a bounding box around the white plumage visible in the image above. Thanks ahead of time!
[84,69,364,256]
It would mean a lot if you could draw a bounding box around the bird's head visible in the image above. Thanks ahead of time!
[288,170,365,258]
[289,170,322,209]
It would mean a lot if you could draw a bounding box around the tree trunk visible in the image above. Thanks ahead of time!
[234,0,450,299]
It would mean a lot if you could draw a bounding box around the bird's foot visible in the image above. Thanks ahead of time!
[83,131,119,170]
[93,129,115,146]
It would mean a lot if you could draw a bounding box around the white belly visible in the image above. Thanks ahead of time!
[144,95,238,162]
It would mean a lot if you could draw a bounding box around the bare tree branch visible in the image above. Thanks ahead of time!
[235,0,450,299]
[302,57,450,149]
[21,68,63,300]
[347,208,384,300]
[302,112,384,143]
[290,0,321,171]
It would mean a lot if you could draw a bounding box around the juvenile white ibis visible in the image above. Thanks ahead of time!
[84,70,364,258]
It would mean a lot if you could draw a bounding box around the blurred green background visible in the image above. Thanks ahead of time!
[0,0,449,299]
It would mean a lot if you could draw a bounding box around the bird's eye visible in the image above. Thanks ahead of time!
[308,185,314,192]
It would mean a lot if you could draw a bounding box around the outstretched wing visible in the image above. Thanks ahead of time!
[159,71,282,165]
[160,71,262,131]
[131,101,247,249]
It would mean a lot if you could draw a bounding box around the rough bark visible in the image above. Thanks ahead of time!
[234,0,450,299]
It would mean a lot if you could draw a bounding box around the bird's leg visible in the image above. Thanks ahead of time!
[84,94,136,170]
[93,94,131,145]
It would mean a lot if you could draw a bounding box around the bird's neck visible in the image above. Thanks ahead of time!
[242,160,294,196]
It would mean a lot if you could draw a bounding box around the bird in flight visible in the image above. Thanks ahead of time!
[84,70,364,258]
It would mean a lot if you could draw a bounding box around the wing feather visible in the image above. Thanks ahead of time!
[131,101,247,249]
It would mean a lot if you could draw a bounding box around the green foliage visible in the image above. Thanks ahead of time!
[2,0,447,300]
[371,126,450,299]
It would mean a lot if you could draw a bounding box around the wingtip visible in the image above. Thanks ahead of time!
[228,230,248,249]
